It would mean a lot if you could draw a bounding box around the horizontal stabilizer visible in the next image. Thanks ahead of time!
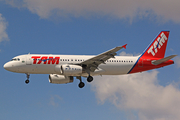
[152,55,177,65]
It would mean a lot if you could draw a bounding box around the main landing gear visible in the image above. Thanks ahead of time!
[87,75,93,82]
[76,75,93,88]
[76,76,85,88]
[25,73,30,84]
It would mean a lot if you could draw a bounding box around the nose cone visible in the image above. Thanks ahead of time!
[4,62,12,71]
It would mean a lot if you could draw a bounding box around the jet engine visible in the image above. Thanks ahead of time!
[55,64,83,76]
[49,74,73,84]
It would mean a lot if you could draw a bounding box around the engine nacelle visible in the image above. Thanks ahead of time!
[49,74,73,84]
[60,64,83,76]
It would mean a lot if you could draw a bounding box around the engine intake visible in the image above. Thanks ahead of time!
[49,74,73,84]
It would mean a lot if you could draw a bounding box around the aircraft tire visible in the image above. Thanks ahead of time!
[87,76,93,82]
[78,82,85,88]
[25,79,29,84]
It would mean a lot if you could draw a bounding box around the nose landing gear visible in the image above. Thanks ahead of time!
[25,73,30,84]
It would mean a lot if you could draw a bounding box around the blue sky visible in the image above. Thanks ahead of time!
[1,0,180,120]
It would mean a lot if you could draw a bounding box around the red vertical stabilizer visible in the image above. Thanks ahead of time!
[141,31,170,58]
[128,31,173,74]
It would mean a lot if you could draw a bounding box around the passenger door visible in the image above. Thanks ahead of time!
[26,55,32,65]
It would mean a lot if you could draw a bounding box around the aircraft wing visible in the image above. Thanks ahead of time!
[79,44,127,72]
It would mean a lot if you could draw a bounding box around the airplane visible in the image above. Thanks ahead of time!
[3,31,177,88]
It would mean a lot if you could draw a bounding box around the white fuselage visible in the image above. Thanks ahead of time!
[4,54,139,77]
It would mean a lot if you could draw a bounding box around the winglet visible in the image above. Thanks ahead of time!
[122,44,127,49]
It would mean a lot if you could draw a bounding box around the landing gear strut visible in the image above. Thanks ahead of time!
[76,76,85,88]
[84,69,93,83]
[25,73,30,84]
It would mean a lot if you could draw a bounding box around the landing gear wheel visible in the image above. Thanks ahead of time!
[25,79,29,84]
[87,76,93,82]
[25,73,30,84]
[78,82,85,88]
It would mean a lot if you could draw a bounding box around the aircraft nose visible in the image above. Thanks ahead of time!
[4,62,12,71]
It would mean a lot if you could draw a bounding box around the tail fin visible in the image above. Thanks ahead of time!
[141,31,170,58]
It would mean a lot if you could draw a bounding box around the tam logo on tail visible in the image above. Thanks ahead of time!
[128,31,175,74]
[142,31,169,58]
[147,32,167,56]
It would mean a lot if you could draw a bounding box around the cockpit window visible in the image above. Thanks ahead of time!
[11,58,20,61]
[11,59,15,61]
